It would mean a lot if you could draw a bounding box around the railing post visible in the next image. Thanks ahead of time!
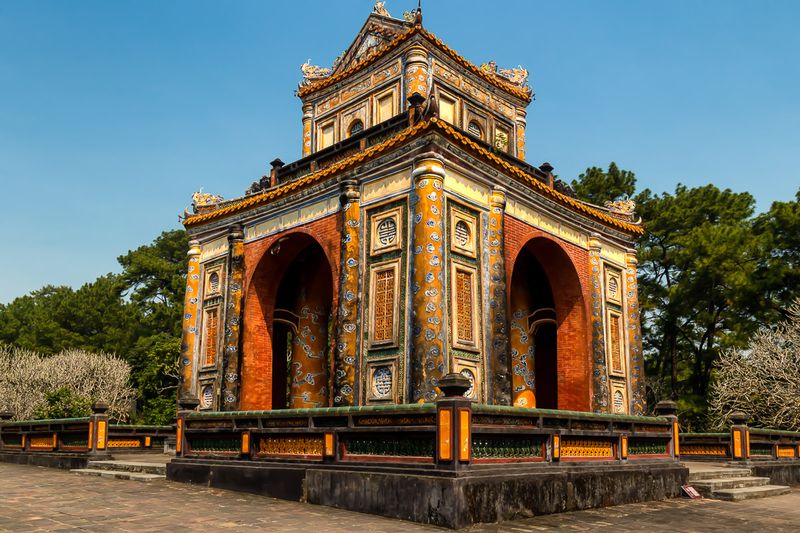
[655,401,679,460]
[730,411,749,462]
[88,403,110,457]
[0,411,12,451]
[435,373,473,471]
[176,398,200,457]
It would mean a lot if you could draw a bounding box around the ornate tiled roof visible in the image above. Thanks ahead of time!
[183,118,643,235]
[297,25,533,103]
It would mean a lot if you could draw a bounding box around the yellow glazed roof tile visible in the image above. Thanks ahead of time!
[183,118,642,236]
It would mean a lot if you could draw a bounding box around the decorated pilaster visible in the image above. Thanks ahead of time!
[221,226,244,410]
[302,102,313,157]
[588,233,610,412]
[488,186,511,405]
[333,179,362,406]
[515,109,527,160]
[411,155,446,402]
[625,248,645,415]
[179,240,201,401]
[509,281,535,407]
[404,44,429,103]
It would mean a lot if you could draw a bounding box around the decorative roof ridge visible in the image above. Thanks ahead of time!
[297,25,533,102]
[430,119,643,235]
[184,118,642,235]
[183,119,434,227]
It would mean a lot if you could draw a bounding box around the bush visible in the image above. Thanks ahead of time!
[32,387,92,419]
[709,299,800,431]
[0,344,136,421]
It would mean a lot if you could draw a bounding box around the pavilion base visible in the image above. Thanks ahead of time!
[0,451,109,470]
[167,459,687,529]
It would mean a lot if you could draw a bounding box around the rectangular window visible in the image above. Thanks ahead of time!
[204,308,219,367]
[607,311,624,374]
[439,95,456,125]
[377,93,393,123]
[320,123,335,149]
[455,270,473,343]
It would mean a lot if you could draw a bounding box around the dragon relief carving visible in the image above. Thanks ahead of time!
[480,60,530,87]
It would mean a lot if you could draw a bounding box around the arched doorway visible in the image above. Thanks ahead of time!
[270,241,332,409]
[508,236,588,411]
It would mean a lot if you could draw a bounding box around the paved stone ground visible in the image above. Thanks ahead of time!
[2,462,800,532]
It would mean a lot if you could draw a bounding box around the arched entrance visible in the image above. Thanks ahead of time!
[241,233,335,410]
[271,241,332,409]
[509,236,589,411]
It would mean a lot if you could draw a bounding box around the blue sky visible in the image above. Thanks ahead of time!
[1,0,798,303]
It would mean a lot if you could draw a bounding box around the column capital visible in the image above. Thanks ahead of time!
[188,240,201,256]
[588,232,602,251]
[340,178,360,203]
[404,44,428,63]
[625,247,638,266]
[302,101,313,115]
[228,224,244,243]
[412,154,445,181]
[490,186,507,208]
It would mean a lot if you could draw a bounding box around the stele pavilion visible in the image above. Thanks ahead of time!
[177,2,645,418]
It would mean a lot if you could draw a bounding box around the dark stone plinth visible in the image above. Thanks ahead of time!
[167,459,687,529]
[0,452,105,470]
[747,461,800,487]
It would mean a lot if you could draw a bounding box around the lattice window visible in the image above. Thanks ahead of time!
[373,268,395,343]
[609,313,623,373]
[455,269,474,343]
[204,308,218,366]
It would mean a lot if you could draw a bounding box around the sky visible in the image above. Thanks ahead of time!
[1,0,798,303]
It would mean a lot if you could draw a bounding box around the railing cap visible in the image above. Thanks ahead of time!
[438,373,471,398]
[654,401,678,417]
[91,402,109,415]
[730,411,748,426]
[0,411,14,421]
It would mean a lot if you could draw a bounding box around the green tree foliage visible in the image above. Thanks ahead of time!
[570,162,636,205]
[572,164,800,429]
[0,230,188,424]
[32,387,92,420]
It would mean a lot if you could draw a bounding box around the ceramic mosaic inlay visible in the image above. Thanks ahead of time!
[221,229,244,408]
[625,253,646,415]
[411,159,445,402]
[179,242,201,397]
[488,188,510,404]
[334,184,361,406]
[589,245,610,412]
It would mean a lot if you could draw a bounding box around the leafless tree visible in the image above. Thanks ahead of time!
[709,299,800,431]
[0,345,136,422]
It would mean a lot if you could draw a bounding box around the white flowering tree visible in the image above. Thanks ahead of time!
[0,345,136,421]
[709,299,800,431]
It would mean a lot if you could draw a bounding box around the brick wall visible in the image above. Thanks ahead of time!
[239,213,341,410]
[504,214,592,412]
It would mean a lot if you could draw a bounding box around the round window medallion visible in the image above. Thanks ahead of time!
[377,217,397,246]
[372,367,393,398]
[460,368,476,398]
[209,272,220,293]
[608,277,619,298]
[455,220,470,248]
[467,121,481,139]
[613,390,624,414]
[202,386,214,408]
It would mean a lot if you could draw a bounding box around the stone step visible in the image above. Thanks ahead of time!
[86,460,166,475]
[70,468,165,482]
[712,484,791,501]
[692,476,769,496]
[687,467,751,482]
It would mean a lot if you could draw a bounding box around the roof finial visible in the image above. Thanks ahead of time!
[373,0,390,17]
[414,0,422,26]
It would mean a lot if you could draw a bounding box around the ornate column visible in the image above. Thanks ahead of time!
[221,226,245,410]
[178,240,202,401]
[411,155,446,403]
[588,233,610,412]
[515,109,527,160]
[488,186,511,405]
[405,45,429,102]
[333,179,361,406]
[289,262,330,408]
[510,278,535,407]
[302,102,313,157]
[625,248,645,415]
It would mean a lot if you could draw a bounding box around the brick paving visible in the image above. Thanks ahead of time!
[2,462,800,532]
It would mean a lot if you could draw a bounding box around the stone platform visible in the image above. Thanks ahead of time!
[168,458,688,529]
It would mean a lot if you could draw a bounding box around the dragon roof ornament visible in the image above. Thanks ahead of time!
[604,196,638,222]
[480,60,530,88]
[300,60,332,86]
[373,0,390,18]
